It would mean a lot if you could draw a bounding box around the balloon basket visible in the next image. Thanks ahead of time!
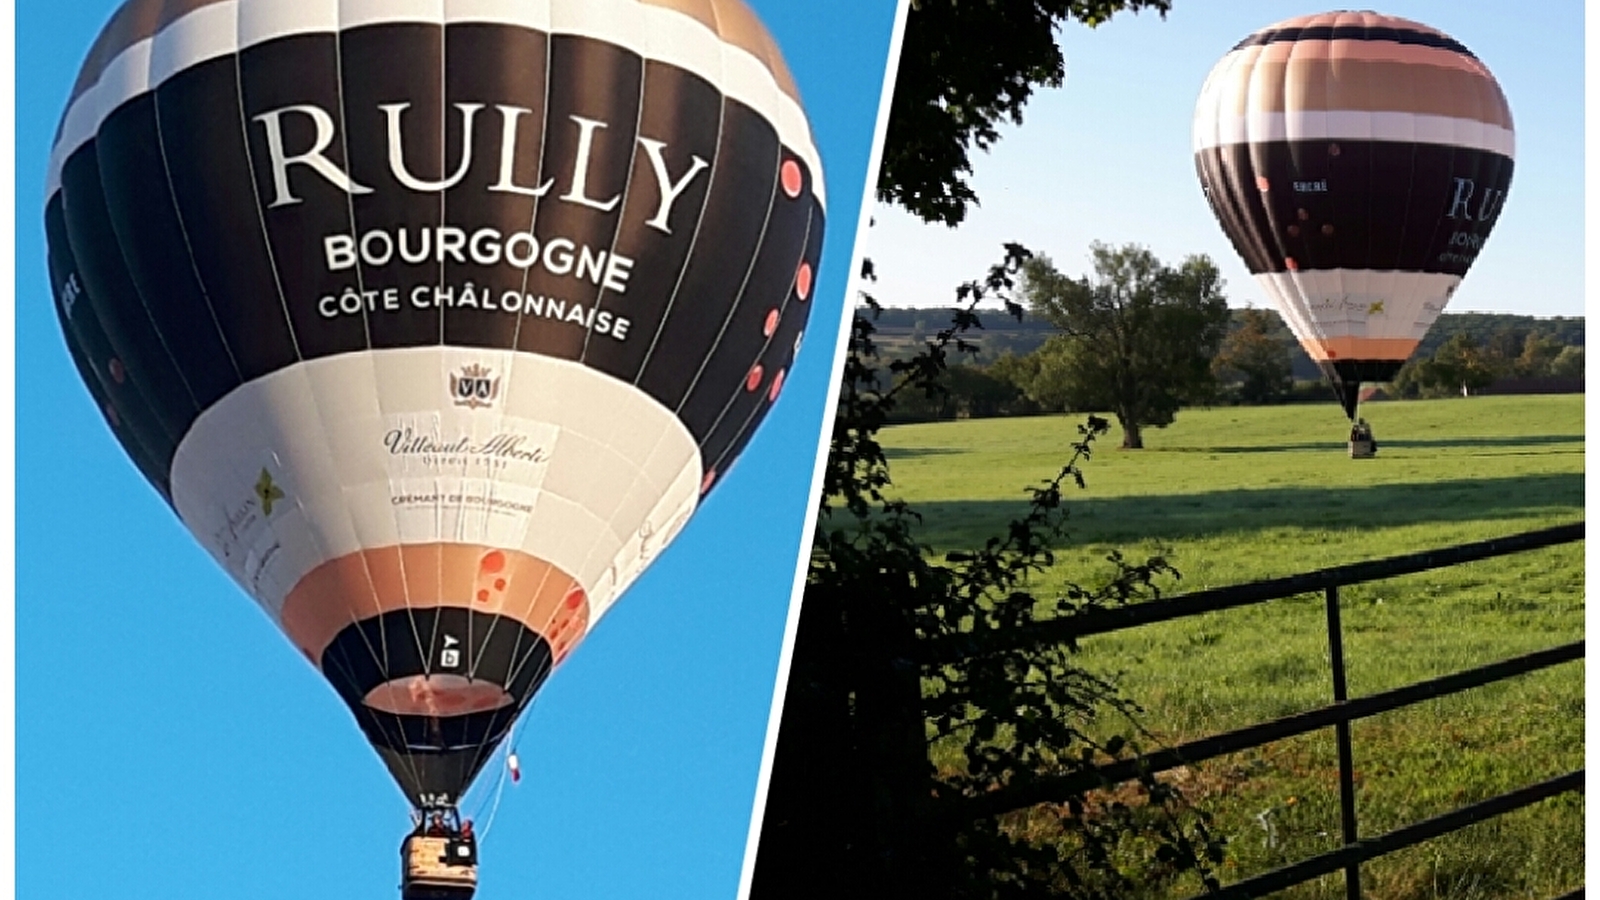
[1348,439,1376,459]
[400,835,478,900]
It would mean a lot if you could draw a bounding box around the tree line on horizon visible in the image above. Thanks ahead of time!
[874,276,1584,438]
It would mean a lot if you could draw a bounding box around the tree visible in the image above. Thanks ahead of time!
[985,349,1041,395]
[881,0,1172,225]
[1515,332,1566,377]
[1430,332,1500,396]
[1482,323,1530,368]
[1548,344,1585,379]
[1212,308,1293,404]
[1389,356,1436,399]
[886,362,1034,421]
[948,364,1035,417]
[1010,335,1078,412]
[1021,243,1231,448]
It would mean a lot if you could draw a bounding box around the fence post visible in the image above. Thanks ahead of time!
[1325,585,1362,900]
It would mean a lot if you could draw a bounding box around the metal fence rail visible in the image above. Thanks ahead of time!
[948,521,1585,899]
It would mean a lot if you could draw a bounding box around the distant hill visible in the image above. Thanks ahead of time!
[864,305,1584,379]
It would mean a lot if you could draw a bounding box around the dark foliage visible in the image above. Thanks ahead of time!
[753,5,1237,897]
[754,246,1222,899]
[880,0,1172,226]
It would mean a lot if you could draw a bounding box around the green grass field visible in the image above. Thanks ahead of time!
[880,395,1584,899]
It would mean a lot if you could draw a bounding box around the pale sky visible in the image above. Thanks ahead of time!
[864,0,1584,318]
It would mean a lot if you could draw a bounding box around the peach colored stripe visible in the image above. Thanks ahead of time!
[280,543,590,663]
[1241,38,1490,74]
[1302,337,1421,363]
[1260,12,1448,37]
[1204,58,1509,126]
[69,0,799,107]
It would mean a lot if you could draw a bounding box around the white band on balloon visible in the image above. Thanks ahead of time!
[47,0,825,207]
[236,0,339,45]
[50,38,155,176]
[168,347,703,628]
[1193,110,1515,159]
[338,0,444,30]
[1254,269,1463,345]
[149,1,237,85]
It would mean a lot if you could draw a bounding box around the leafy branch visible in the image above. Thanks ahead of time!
[803,242,1222,898]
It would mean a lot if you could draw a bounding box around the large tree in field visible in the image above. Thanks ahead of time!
[1022,243,1230,448]
[1212,307,1293,404]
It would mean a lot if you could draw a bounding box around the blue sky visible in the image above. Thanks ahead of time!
[14,3,900,899]
[865,1,1585,319]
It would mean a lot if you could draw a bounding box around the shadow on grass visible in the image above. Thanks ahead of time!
[883,446,963,460]
[1153,433,1583,455]
[908,472,1585,546]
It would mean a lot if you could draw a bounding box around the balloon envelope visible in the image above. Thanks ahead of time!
[47,0,825,808]
[1192,11,1513,417]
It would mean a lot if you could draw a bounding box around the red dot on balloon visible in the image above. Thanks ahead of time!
[108,358,125,383]
[768,368,786,402]
[564,588,585,610]
[701,469,716,494]
[764,308,780,337]
[780,160,803,198]
[476,589,490,603]
[795,262,813,301]
[746,364,764,392]
[1256,176,1271,192]
[1285,257,1299,271]
[480,551,506,574]
[493,578,506,591]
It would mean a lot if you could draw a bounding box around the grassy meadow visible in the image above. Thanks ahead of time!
[879,395,1584,899]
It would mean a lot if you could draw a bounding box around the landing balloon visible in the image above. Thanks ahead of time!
[1192,11,1513,418]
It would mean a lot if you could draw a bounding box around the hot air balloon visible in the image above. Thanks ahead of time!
[46,0,824,894]
[1192,10,1514,427]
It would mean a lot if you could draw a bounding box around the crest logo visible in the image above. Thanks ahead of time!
[451,363,501,409]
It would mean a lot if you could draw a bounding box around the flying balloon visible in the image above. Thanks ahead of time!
[46,0,825,868]
[1192,10,1513,419]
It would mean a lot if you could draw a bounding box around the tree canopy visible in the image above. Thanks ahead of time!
[1020,243,1231,448]
[1212,307,1294,404]
[881,0,1172,225]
